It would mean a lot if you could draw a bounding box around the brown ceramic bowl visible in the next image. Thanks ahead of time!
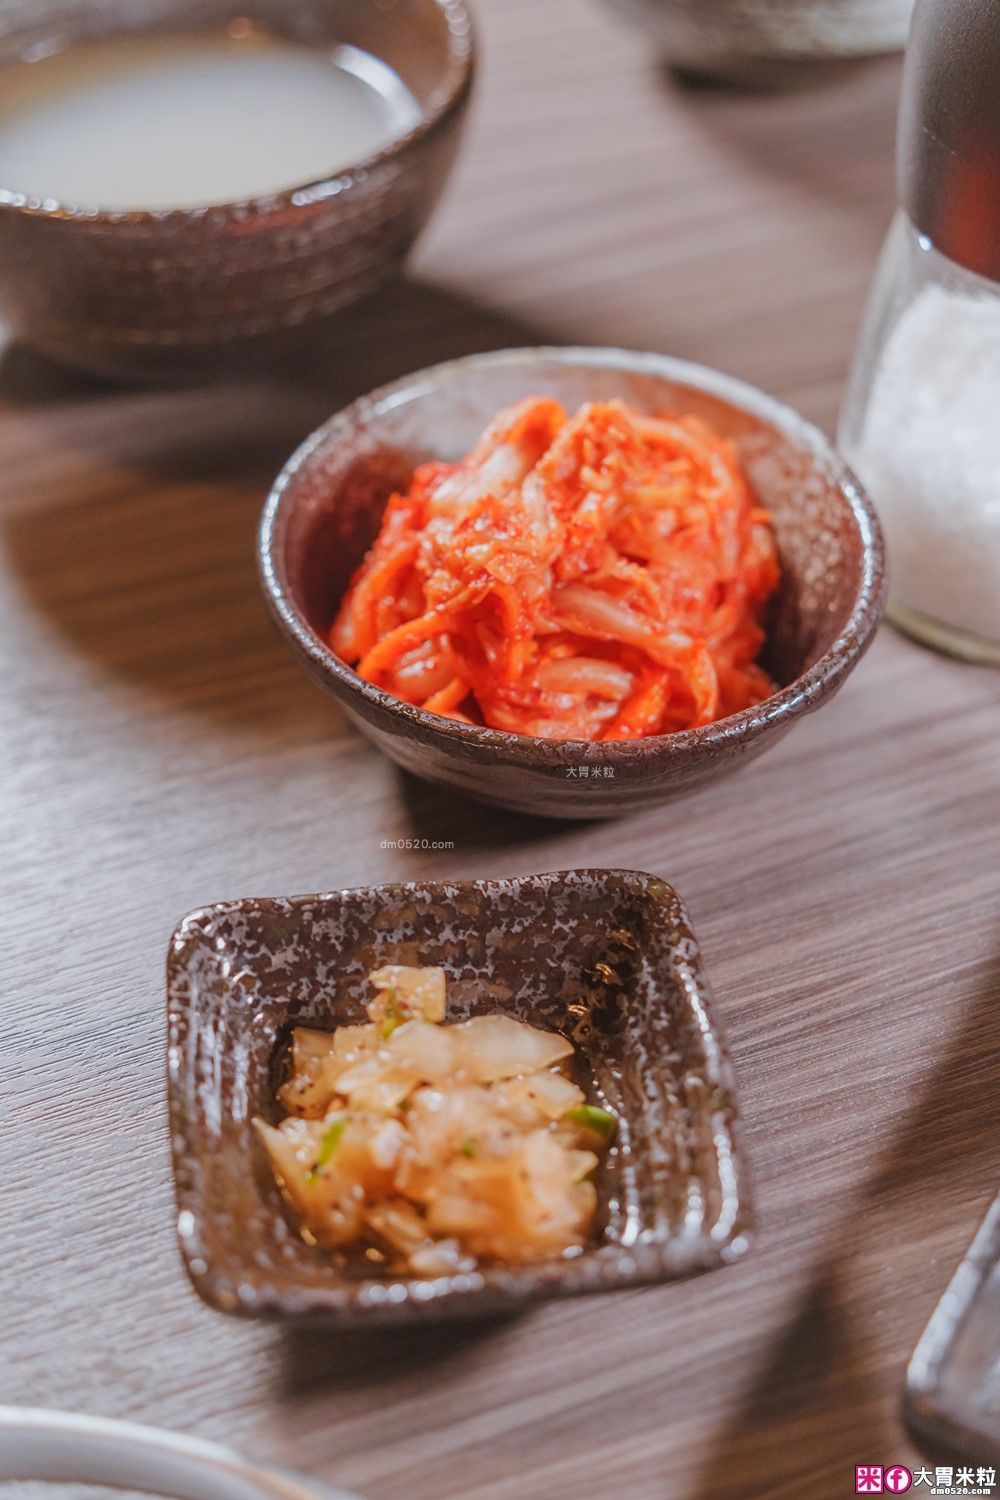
[0,0,474,380]
[167,869,751,1324]
[599,0,913,86]
[259,346,885,818]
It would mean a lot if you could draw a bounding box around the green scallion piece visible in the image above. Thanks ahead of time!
[306,1117,347,1181]
[459,1138,477,1158]
[563,1104,616,1141]
[379,989,404,1040]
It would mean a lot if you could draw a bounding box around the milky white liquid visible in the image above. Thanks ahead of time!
[0,34,421,211]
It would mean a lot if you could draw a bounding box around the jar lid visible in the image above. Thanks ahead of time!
[899,0,1000,283]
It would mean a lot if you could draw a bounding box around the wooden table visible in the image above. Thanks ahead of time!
[3,3,1000,1496]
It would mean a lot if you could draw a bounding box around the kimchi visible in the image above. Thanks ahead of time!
[331,397,781,740]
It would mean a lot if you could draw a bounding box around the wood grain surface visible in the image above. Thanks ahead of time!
[3,3,1000,1498]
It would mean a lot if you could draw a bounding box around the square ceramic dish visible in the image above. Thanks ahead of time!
[167,869,751,1324]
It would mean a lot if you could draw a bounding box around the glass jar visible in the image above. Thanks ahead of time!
[838,0,1000,665]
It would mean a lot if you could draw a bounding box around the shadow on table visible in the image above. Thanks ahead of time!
[665,52,896,100]
[673,51,899,212]
[0,276,555,757]
[690,942,1000,1500]
[393,768,594,852]
[277,1311,520,1399]
[688,1263,890,1499]
[0,273,552,419]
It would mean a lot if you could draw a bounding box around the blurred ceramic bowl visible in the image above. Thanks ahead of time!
[601,0,914,85]
[0,1406,363,1500]
[0,0,474,379]
[259,346,885,820]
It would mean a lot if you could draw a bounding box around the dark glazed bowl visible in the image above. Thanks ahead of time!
[259,346,886,818]
[0,0,474,379]
[167,870,751,1325]
[599,0,913,87]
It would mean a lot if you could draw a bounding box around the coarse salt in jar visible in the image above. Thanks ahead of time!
[839,0,1000,665]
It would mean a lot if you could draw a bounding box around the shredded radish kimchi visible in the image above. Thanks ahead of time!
[330,398,781,740]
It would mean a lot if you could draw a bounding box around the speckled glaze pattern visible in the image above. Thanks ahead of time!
[167,869,752,1325]
[259,346,886,818]
[601,0,914,81]
[0,0,474,378]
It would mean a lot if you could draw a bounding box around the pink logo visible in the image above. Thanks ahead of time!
[884,1469,912,1494]
[857,1466,884,1493]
